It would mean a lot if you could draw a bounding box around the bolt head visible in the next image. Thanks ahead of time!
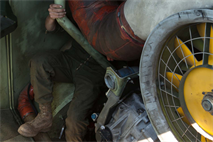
[100,125,105,130]
[202,100,212,111]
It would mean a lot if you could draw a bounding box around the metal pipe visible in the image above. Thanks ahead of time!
[54,0,114,70]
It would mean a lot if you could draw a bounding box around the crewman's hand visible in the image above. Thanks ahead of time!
[48,4,66,20]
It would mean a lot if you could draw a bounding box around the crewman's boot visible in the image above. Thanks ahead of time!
[18,103,52,137]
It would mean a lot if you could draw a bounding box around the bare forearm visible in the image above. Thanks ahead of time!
[45,4,66,31]
[45,15,56,31]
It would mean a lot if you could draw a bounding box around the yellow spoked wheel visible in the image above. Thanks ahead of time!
[164,23,213,141]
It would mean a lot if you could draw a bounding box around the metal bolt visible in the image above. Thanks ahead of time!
[160,81,164,86]
[91,113,99,122]
[142,116,149,124]
[160,81,165,88]
[104,73,115,90]
[137,108,144,115]
[202,100,212,111]
[117,12,120,17]
[141,129,145,133]
[130,80,134,84]
[100,125,105,130]
[202,93,213,114]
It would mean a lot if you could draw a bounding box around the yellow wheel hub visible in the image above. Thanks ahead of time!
[183,67,213,135]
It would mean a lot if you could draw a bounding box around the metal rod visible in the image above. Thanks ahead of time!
[159,73,178,89]
[161,59,181,82]
[203,23,211,65]
[160,89,179,99]
[164,105,180,108]
[166,46,184,75]
[189,26,196,67]
[195,132,198,142]
[172,116,184,122]
[181,125,191,137]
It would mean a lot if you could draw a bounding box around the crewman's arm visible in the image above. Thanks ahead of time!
[45,4,66,31]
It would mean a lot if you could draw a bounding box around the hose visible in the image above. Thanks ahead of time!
[17,84,36,120]
[27,83,38,115]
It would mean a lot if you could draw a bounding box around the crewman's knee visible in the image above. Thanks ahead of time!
[29,53,58,81]
[29,53,51,69]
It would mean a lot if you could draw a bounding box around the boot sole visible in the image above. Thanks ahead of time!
[18,128,37,138]
[18,124,52,137]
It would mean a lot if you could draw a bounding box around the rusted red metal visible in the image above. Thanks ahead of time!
[17,84,35,119]
[68,0,145,61]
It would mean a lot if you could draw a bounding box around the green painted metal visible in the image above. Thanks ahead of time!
[54,0,114,70]
[0,37,9,109]
[51,83,75,117]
